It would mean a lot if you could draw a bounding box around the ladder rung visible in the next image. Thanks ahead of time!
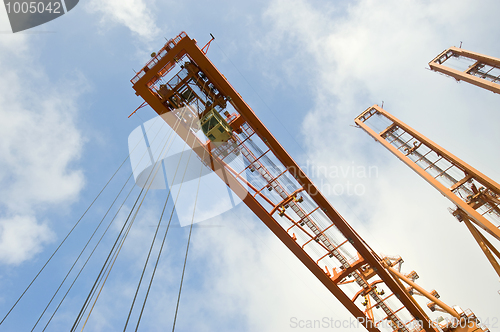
[424,156,443,171]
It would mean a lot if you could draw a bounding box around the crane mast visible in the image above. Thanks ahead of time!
[131,32,487,332]
[354,105,500,278]
[429,47,500,94]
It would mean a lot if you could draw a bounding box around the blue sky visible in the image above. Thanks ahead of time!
[0,0,499,331]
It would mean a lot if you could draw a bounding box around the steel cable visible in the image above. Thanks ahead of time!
[130,68,211,332]
[40,172,137,332]
[71,109,189,332]
[36,114,172,331]
[0,116,163,327]
[171,146,206,332]
[123,117,196,331]
[31,171,135,332]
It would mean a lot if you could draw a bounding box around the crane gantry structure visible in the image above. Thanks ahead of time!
[429,47,500,94]
[131,32,487,332]
[354,105,500,279]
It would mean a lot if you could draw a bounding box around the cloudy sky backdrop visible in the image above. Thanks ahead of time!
[0,0,499,331]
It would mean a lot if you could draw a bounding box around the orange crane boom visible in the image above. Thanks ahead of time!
[355,104,500,279]
[131,32,487,332]
[429,47,500,94]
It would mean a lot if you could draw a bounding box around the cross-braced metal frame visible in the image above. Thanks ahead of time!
[132,33,487,332]
[429,47,500,94]
[355,105,500,279]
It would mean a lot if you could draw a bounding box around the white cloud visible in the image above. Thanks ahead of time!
[0,215,54,264]
[0,11,86,265]
[0,74,85,212]
[86,0,161,41]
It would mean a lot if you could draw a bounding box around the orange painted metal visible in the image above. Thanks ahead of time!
[161,36,429,332]
[386,266,459,319]
[355,104,500,281]
[132,32,387,332]
[460,212,500,277]
[429,46,500,94]
[131,32,489,332]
